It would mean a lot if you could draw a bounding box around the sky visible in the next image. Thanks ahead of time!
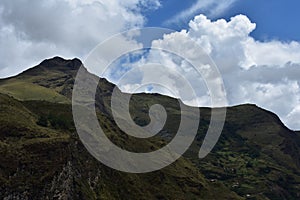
[0,0,299,130]
[146,0,300,42]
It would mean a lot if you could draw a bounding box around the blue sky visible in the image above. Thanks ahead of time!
[0,0,299,130]
[145,0,300,42]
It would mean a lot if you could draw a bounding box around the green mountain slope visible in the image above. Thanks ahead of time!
[0,57,299,200]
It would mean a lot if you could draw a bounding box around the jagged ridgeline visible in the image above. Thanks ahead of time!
[0,57,299,199]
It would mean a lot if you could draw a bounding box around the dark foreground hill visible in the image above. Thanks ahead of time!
[0,57,299,200]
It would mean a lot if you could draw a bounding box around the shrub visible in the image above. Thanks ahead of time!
[36,115,48,127]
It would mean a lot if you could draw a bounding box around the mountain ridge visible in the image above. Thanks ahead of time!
[0,56,299,199]
[3,56,299,132]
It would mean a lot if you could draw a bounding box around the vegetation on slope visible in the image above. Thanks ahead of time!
[0,57,299,199]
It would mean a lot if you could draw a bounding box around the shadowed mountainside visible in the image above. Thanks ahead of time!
[0,57,299,200]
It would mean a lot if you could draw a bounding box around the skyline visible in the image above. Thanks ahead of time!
[0,0,299,130]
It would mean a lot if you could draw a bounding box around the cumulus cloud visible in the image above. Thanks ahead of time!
[1,1,299,130]
[0,0,160,77]
[116,14,300,130]
[286,105,300,129]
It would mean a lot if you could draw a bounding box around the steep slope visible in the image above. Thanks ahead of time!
[187,105,300,199]
[0,94,240,200]
[0,57,78,103]
[0,57,299,199]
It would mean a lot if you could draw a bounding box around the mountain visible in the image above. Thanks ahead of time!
[0,57,299,200]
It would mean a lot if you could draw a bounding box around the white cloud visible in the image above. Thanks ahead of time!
[115,14,300,130]
[286,105,300,129]
[243,40,300,68]
[164,0,238,26]
[1,1,299,130]
[0,0,160,77]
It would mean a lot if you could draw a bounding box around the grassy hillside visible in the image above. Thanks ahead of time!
[0,57,80,102]
[0,80,70,103]
[187,105,300,199]
[0,57,299,199]
[0,94,241,200]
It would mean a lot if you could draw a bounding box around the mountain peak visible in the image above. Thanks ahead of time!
[18,56,83,77]
[39,56,82,70]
